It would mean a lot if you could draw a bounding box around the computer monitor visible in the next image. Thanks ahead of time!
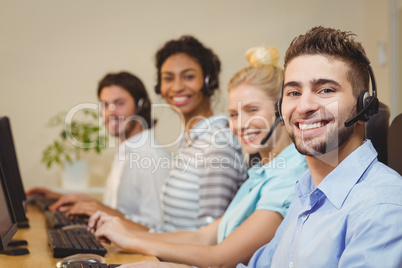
[0,162,18,251]
[0,117,29,228]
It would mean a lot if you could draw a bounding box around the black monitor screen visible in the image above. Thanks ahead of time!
[0,162,17,251]
[0,117,28,227]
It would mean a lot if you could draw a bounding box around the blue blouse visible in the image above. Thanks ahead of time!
[217,143,307,243]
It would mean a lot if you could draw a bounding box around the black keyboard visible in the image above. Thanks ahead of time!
[61,263,120,268]
[35,197,58,211]
[47,227,107,258]
[45,210,88,229]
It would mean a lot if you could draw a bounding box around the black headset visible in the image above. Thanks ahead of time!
[202,75,211,96]
[136,98,144,113]
[260,51,379,145]
[344,51,379,127]
[260,101,283,145]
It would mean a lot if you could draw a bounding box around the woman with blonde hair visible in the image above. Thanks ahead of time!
[88,46,307,268]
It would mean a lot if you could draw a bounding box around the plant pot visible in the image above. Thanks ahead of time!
[61,160,89,190]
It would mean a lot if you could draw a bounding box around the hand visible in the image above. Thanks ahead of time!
[65,201,100,217]
[49,193,93,211]
[25,187,61,199]
[88,211,137,250]
[66,201,126,219]
[118,261,191,268]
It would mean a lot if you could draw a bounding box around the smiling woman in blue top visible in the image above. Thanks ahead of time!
[87,46,308,268]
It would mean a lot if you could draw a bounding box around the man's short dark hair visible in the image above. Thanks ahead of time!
[284,26,370,98]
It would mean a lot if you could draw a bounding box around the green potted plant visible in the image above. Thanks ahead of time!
[42,109,106,189]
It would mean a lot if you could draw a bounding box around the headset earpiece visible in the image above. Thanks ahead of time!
[344,51,379,127]
[357,91,370,114]
[155,85,161,94]
[137,98,144,113]
[204,76,210,87]
[201,75,213,96]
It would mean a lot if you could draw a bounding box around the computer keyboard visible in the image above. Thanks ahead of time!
[45,210,88,229]
[60,263,120,268]
[34,197,58,211]
[47,227,107,258]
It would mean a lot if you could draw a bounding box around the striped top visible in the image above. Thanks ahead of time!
[159,114,247,232]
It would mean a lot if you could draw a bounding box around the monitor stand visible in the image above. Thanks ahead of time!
[0,239,30,255]
[17,220,30,229]
[8,239,28,246]
[0,246,29,256]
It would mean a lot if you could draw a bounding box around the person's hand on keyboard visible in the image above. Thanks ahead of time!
[65,201,100,217]
[49,193,93,211]
[66,201,125,219]
[87,211,137,250]
[25,186,61,199]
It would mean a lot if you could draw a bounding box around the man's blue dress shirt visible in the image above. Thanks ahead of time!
[239,140,402,268]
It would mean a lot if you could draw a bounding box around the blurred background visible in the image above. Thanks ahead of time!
[0,0,401,190]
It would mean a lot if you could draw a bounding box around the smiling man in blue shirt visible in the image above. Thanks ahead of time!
[239,26,402,268]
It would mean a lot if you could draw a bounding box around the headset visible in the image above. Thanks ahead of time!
[136,98,144,113]
[202,75,218,97]
[260,51,378,145]
[260,101,282,145]
[201,75,210,96]
[344,51,379,127]
[204,76,210,87]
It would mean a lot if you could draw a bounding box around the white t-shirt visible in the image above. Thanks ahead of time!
[103,129,171,229]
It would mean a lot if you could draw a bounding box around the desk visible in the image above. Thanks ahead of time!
[0,205,158,267]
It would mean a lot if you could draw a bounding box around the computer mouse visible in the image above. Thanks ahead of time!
[56,253,106,268]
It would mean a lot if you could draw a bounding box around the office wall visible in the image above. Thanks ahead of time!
[0,0,394,189]
[399,0,402,115]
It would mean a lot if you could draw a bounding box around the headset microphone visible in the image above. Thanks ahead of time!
[344,51,379,127]
[260,117,281,145]
[260,100,283,145]
[260,84,285,146]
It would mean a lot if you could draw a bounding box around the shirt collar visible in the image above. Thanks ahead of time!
[298,140,378,209]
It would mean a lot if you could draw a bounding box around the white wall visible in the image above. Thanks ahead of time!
[0,0,394,189]
[398,0,402,116]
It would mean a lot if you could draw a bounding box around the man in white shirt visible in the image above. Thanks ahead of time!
[28,72,170,230]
